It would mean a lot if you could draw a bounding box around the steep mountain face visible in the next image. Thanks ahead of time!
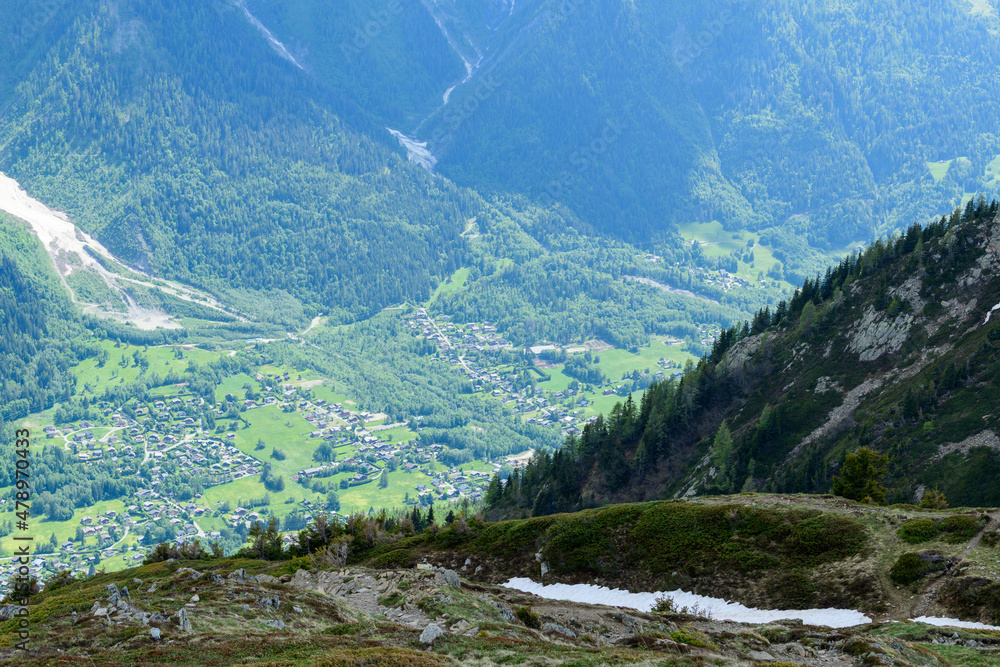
[409,0,1000,247]
[491,201,1000,516]
[243,0,466,128]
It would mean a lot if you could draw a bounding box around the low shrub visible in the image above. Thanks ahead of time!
[939,515,980,543]
[515,605,541,629]
[890,553,930,584]
[367,549,417,569]
[897,519,940,544]
[669,626,716,649]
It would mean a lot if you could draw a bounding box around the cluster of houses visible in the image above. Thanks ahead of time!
[413,468,492,503]
[140,439,262,487]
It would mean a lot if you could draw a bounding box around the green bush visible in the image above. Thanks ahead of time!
[897,519,941,544]
[515,605,541,629]
[939,515,980,543]
[787,515,869,563]
[366,549,417,569]
[669,626,715,649]
[890,553,930,584]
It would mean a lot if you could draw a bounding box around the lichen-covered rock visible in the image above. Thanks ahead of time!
[419,623,445,644]
[848,306,914,361]
[435,568,461,589]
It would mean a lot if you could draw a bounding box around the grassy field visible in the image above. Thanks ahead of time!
[427,267,471,304]
[227,406,321,477]
[215,373,257,402]
[73,341,218,394]
[678,221,789,286]
[0,497,133,567]
[927,159,953,183]
[984,154,1000,187]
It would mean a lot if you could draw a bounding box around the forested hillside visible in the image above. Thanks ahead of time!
[414,0,1000,254]
[0,214,89,425]
[0,0,474,325]
[489,199,1000,517]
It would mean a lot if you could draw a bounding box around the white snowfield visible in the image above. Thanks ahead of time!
[504,579,1000,631]
[912,616,1000,631]
[502,578,872,628]
[985,302,1000,324]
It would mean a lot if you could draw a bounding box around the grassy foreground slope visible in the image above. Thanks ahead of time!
[2,494,999,666]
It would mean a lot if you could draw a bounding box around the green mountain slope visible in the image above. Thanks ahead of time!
[490,200,1000,515]
[244,0,465,128]
[0,0,472,325]
[419,0,1000,248]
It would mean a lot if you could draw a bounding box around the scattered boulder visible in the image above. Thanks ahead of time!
[176,607,192,633]
[176,567,203,580]
[150,627,161,641]
[420,623,445,645]
[94,608,109,617]
[263,619,285,630]
[256,574,280,585]
[0,605,25,621]
[228,569,258,584]
[190,594,199,603]
[120,586,130,601]
[256,595,281,610]
[242,604,250,612]
[292,606,303,613]
[494,602,515,623]
[279,574,293,583]
[211,574,225,585]
[541,622,577,638]
[106,584,121,605]
[435,568,461,589]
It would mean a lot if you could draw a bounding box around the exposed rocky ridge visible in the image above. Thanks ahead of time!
[3,555,998,666]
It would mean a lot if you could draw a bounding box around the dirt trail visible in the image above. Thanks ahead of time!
[909,509,1000,618]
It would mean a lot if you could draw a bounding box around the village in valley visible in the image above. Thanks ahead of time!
[1,302,703,594]
[405,309,700,437]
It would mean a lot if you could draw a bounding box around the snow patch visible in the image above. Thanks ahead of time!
[421,0,481,106]
[236,1,304,70]
[985,302,1000,324]
[387,129,437,171]
[912,616,1000,631]
[502,579,872,628]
